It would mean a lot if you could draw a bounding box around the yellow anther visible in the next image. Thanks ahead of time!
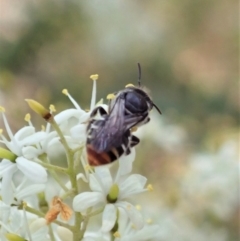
[146,218,153,224]
[85,165,92,171]
[24,113,31,122]
[131,126,138,132]
[22,201,27,208]
[49,104,56,112]
[0,106,5,112]
[113,231,121,238]
[106,93,115,100]
[41,125,46,131]
[62,89,69,95]
[131,224,137,229]
[125,83,135,88]
[90,74,99,81]
[126,204,131,210]
[0,129,3,134]
[135,204,142,211]
[147,184,154,191]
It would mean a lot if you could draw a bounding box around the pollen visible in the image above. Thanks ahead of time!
[131,126,138,132]
[0,129,3,134]
[49,104,56,112]
[0,106,5,112]
[41,125,46,131]
[113,231,121,238]
[147,184,154,191]
[90,74,99,81]
[62,89,69,95]
[125,83,135,88]
[106,93,115,100]
[131,224,137,229]
[24,113,31,122]
[126,204,132,210]
[135,204,142,210]
[146,218,153,224]
[85,165,93,172]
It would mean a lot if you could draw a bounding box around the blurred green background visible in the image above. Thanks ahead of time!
[0,0,239,240]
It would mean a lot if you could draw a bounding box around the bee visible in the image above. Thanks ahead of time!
[86,63,161,166]
[86,105,140,166]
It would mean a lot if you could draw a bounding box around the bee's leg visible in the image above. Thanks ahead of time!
[130,135,140,147]
[90,106,108,118]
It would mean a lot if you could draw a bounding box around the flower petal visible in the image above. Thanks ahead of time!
[70,124,87,141]
[118,148,136,176]
[16,157,47,183]
[16,184,46,201]
[116,201,144,230]
[1,164,17,205]
[20,132,47,146]
[0,159,17,176]
[95,167,113,193]
[57,226,73,241]
[14,126,35,142]
[22,146,41,159]
[101,204,117,232]
[73,192,105,212]
[119,174,147,199]
[54,109,85,125]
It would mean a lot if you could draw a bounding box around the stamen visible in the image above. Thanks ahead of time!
[90,80,97,111]
[49,104,56,113]
[106,93,115,100]
[62,89,81,110]
[125,83,135,88]
[24,113,31,122]
[90,74,99,81]
[147,184,153,191]
[135,204,142,210]
[113,231,121,238]
[146,218,153,224]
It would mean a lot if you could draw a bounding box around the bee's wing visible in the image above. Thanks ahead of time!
[88,97,128,152]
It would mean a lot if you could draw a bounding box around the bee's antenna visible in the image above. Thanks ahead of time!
[137,63,141,87]
[153,103,162,115]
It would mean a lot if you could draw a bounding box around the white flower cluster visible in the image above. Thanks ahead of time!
[0,76,160,241]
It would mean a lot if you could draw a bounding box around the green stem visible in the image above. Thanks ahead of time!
[40,155,69,193]
[79,207,92,239]
[48,224,56,241]
[24,205,73,231]
[36,161,68,173]
[50,118,83,241]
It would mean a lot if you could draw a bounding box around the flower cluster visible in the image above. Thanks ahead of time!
[0,75,160,241]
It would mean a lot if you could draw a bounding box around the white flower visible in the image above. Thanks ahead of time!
[54,78,108,149]
[73,152,148,232]
[114,208,160,241]
[0,203,48,241]
[0,111,48,204]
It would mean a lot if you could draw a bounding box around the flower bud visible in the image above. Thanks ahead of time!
[57,226,73,241]
[25,99,52,121]
[0,147,17,162]
[5,233,26,241]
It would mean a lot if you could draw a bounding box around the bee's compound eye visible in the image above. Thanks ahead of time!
[125,92,148,114]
